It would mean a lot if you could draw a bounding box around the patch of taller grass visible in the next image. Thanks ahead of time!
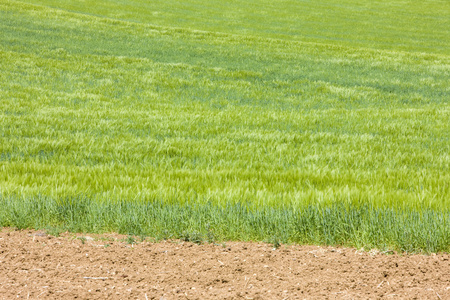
[0,195,448,253]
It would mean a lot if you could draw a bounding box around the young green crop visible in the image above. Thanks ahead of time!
[14,0,450,54]
[0,195,448,253]
[0,0,448,251]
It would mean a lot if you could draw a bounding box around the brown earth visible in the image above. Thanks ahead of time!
[0,228,449,299]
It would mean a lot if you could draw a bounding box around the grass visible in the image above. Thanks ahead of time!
[12,0,450,54]
[0,195,448,253]
[0,0,449,252]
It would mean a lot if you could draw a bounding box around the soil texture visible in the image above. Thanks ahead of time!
[0,228,449,299]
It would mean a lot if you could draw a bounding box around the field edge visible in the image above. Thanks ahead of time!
[1,195,448,253]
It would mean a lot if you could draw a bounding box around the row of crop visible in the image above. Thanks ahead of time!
[0,195,448,253]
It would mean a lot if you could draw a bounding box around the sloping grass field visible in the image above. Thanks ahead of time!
[0,0,449,252]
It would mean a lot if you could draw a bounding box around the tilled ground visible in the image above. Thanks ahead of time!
[0,228,448,299]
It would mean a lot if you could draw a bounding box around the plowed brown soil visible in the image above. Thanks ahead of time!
[0,228,449,299]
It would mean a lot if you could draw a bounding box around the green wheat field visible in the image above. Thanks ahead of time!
[1,0,449,252]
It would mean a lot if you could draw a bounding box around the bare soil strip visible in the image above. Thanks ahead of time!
[0,228,448,299]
